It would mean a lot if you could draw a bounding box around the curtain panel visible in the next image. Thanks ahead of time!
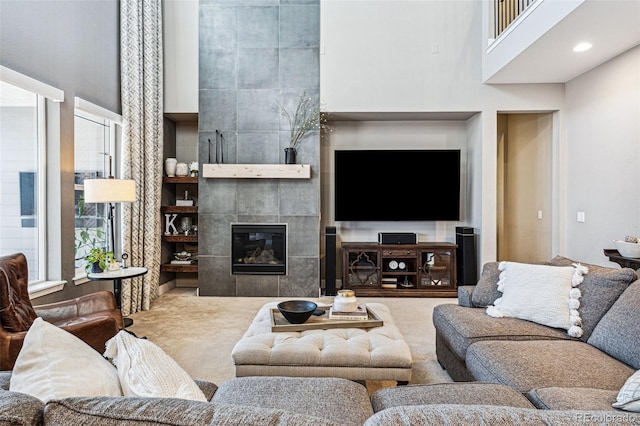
[120,0,163,315]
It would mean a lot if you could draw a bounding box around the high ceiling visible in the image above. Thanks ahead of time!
[485,0,640,84]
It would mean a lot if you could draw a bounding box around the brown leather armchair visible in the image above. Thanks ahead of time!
[0,253,124,370]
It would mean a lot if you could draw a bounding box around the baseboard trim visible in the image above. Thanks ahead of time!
[159,280,176,295]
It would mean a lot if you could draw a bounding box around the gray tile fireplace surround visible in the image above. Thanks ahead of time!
[197,1,321,297]
[197,176,321,297]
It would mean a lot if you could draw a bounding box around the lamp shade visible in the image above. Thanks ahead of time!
[84,179,136,203]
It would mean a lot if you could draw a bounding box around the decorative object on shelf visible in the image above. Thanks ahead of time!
[176,190,194,206]
[175,162,189,177]
[164,213,178,235]
[189,162,198,177]
[84,247,117,274]
[174,251,191,260]
[275,92,331,164]
[171,251,195,265]
[180,217,193,235]
[165,158,177,177]
[208,130,225,164]
[121,253,129,269]
[284,147,296,165]
[277,300,318,324]
[614,236,640,258]
[333,289,358,312]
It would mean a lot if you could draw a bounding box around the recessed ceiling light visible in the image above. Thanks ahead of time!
[573,42,592,52]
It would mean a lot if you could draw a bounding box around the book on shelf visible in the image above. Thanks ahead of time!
[170,259,195,265]
[329,304,368,320]
[176,199,194,206]
[382,277,397,283]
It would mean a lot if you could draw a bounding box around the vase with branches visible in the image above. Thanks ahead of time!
[276,92,331,164]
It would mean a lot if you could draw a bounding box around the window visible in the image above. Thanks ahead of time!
[73,98,122,277]
[0,66,63,290]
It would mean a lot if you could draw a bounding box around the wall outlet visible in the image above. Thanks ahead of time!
[577,211,586,222]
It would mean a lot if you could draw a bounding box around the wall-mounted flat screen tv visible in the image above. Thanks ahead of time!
[334,149,461,221]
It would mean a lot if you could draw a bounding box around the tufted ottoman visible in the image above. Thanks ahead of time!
[231,302,412,383]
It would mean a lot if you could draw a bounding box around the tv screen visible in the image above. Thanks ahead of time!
[334,149,461,221]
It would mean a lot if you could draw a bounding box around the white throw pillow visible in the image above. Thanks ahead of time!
[613,370,640,412]
[104,330,206,401]
[486,261,588,337]
[9,317,123,402]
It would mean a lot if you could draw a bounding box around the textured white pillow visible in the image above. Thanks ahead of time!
[486,261,588,337]
[613,370,640,412]
[104,330,206,401]
[9,317,122,402]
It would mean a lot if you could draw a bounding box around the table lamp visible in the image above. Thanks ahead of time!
[83,177,136,259]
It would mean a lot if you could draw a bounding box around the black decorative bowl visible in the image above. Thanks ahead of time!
[277,300,318,324]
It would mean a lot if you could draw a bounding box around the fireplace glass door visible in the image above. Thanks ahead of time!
[231,224,286,275]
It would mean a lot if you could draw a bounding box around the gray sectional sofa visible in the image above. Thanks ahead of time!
[434,256,640,414]
[3,373,640,425]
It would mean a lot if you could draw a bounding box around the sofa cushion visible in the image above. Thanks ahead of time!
[0,389,44,426]
[10,318,122,402]
[433,304,571,360]
[44,397,341,426]
[0,371,10,391]
[370,382,534,412]
[194,380,218,401]
[470,262,502,308]
[486,262,586,337]
[613,369,640,412]
[549,255,637,340]
[104,330,206,401]
[526,387,619,411]
[466,339,634,393]
[364,405,640,426]
[588,280,640,370]
[456,285,475,308]
[211,376,373,426]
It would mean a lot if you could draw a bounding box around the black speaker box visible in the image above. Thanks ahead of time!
[325,226,337,296]
[456,227,477,286]
[378,232,417,245]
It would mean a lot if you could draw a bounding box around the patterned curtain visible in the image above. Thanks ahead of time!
[119,0,163,315]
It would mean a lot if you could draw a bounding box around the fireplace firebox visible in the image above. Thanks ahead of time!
[231,224,286,275]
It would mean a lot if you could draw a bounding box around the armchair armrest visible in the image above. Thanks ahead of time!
[54,316,121,354]
[34,290,118,320]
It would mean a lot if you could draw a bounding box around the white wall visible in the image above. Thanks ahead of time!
[321,120,471,244]
[320,0,565,266]
[163,0,199,114]
[564,46,640,266]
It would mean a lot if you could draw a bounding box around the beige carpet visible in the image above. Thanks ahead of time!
[127,288,455,392]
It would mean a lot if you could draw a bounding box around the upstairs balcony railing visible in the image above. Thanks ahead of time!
[495,0,538,38]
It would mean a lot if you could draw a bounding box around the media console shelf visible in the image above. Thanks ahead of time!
[341,242,457,297]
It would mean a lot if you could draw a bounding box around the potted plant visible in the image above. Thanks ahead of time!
[84,248,117,274]
[276,92,331,164]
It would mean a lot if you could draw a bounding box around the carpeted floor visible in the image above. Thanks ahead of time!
[127,288,455,393]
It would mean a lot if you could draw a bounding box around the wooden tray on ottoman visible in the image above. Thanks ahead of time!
[270,305,383,332]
